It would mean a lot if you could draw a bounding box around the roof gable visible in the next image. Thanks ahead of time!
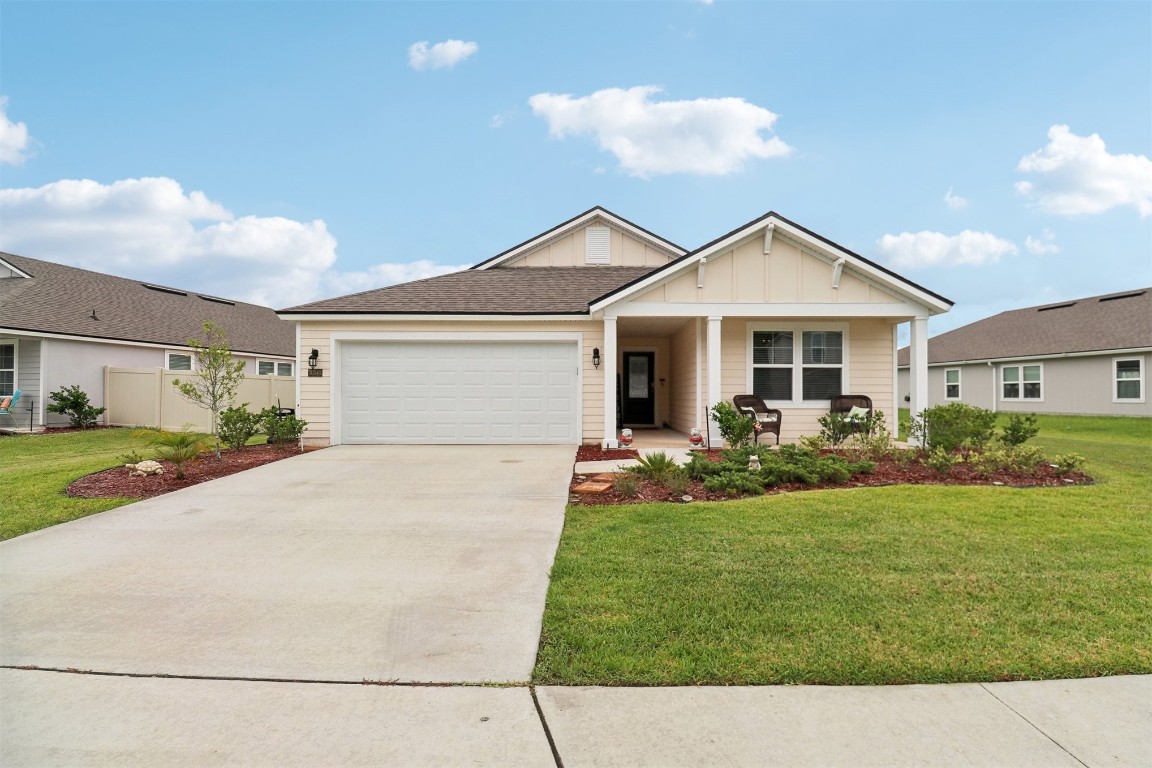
[590,212,953,314]
[897,289,1152,365]
[470,206,686,269]
[0,252,295,356]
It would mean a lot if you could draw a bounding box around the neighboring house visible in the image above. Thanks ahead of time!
[0,253,296,428]
[279,207,952,448]
[896,288,1151,417]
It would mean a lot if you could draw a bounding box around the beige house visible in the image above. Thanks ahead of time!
[279,208,952,448]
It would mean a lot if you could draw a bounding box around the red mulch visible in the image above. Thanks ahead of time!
[570,451,1093,506]
[67,444,307,500]
[575,445,641,461]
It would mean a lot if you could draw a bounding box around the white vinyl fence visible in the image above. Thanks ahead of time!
[104,367,296,432]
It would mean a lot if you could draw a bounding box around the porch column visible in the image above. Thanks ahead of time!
[707,315,722,445]
[909,317,929,445]
[602,316,618,448]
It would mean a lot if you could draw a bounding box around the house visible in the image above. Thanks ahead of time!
[278,207,952,448]
[896,288,1151,417]
[0,252,296,429]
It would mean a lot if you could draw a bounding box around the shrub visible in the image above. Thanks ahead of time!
[46,384,106,428]
[843,414,894,462]
[684,451,722,481]
[924,447,961,476]
[662,470,691,496]
[613,472,640,497]
[218,404,261,451]
[134,426,212,480]
[1051,453,1087,476]
[798,434,830,453]
[910,403,996,453]
[710,402,756,449]
[817,412,853,447]
[627,451,680,482]
[1000,413,1040,447]
[703,470,764,497]
[259,407,307,446]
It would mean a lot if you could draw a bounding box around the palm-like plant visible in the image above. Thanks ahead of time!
[133,426,212,479]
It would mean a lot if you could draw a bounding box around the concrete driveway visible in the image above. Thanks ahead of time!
[0,444,575,684]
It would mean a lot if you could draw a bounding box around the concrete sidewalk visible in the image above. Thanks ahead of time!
[2,670,1147,767]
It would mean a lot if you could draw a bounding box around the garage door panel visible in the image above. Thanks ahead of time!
[340,341,578,444]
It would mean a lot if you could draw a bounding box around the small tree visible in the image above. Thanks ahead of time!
[172,321,245,458]
[46,384,106,428]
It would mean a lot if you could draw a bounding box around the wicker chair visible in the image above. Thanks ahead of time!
[732,395,782,446]
[830,394,873,434]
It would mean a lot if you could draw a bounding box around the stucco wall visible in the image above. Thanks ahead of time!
[506,222,671,268]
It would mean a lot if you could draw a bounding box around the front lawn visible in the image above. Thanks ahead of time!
[0,429,144,541]
[535,414,1152,685]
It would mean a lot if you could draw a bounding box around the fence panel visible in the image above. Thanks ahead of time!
[105,367,296,432]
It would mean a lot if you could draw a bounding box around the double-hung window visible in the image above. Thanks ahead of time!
[258,361,294,377]
[750,325,846,404]
[0,341,15,397]
[1114,358,1144,402]
[1002,364,1042,400]
[945,368,961,399]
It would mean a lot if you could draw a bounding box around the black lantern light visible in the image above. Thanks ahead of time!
[308,349,319,369]
[592,347,601,369]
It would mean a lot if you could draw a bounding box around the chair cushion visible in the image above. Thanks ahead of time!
[847,406,870,420]
[0,396,10,410]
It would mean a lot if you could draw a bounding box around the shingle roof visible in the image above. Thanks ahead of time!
[0,252,295,356]
[279,266,656,314]
[897,289,1152,366]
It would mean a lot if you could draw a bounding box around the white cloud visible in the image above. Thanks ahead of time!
[0,96,32,165]
[875,230,1018,269]
[1024,229,1060,255]
[1016,125,1152,217]
[408,39,479,71]
[528,85,792,178]
[944,187,968,210]
[0,177,466,308]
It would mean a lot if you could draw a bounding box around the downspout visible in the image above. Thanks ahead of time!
[989,361,997,413]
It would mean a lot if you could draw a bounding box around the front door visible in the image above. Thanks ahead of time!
[621,352,655,425]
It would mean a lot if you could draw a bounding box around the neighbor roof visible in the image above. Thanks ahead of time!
[0,252,295,356]
[897,288,1152,366]
[279,266,655,314]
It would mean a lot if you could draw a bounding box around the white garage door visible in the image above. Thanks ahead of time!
[339,341,579,444]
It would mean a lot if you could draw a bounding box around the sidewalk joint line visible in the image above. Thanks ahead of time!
[978,683,1090,768]
[0,665,524,689]
[529,685,565,768]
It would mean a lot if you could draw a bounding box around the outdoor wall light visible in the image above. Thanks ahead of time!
[592,347,601,369]
[308,349,319,369]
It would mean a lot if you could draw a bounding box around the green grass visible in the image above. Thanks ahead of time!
[0,428,147,541]
[535,414,1152,686]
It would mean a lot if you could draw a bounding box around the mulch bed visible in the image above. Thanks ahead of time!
[575,445,641,462]
[67,444,306,500]
[570,450,1093,506]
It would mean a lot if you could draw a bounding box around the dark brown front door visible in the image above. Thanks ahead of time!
[621,352,655,425]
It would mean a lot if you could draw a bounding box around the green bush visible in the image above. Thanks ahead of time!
[684,451,722,481]
[703,470,764,497]
[710,401,756,449]
[843,412,894,462]
[259,407,307,446]
[910,403,996,453]
[134,426,212,479]
[46,384,106,428]
[626,451,680,482]
[1051,452,1087,476]
[218,404,261,451]
[924,447,961,476]
[662,470,690,496]
[613,472,640,497]
[1000,413,1040,447]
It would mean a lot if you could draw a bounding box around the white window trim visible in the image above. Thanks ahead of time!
[165,350,195,371]
[746,322,850,406]
[944,368,961,400]
[1000,363,1044,402]
[1113,356,1145,403]
[0,338,17,397]
[257,359,294,377]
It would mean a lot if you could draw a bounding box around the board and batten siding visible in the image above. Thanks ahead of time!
[297,319,605,446]
[668,319,699,434]
[505,222,671,269]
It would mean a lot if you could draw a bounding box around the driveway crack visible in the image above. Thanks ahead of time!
[979,682,1089,768]
[529,685,565,768]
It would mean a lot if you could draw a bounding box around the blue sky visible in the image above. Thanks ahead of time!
[2,1,1149,335]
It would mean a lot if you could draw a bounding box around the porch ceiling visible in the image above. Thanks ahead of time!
[616,317,692,336]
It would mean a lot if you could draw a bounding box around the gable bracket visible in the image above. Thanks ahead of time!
[832,258,846,289]
[763,222,775,254]
[697,256,707,289]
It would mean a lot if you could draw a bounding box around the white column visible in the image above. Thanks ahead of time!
[707,316,723,445]
[909,317,929,445]
[602,316,618,448]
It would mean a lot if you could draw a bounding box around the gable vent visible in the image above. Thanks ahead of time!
[142,283,187,297]
[585,226,610,265]
[1098,291,1146,302]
